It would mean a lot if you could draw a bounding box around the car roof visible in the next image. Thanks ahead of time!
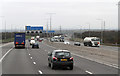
[53,50,70,52]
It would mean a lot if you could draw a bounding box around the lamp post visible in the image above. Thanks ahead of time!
[0,16,6,40]
[97,19,105,44]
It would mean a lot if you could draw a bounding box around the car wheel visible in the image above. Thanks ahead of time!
[48,63,51,67]
[69,65,73,70]
[51,63,55,69]
[84,43,87,46]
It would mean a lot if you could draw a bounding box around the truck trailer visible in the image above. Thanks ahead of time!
[14,33,26,48]
[83,37,100,47]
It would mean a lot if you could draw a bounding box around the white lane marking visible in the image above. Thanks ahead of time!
[38,70,43,74]
[85,71,93,74]
[44,43,56,49]
[33,62,36,65]
[45,50,46,51]
[0,47,13,62]
[30,57,32,59]
[44,43,119,69]
[29,54,31,56]
[71,53,119,69]
[0,42,14,47]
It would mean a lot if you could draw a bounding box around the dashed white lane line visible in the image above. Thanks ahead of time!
[85,70,93,74]
[29,54,31,56]
[30,57,33,59]
[33,62,36,65]
[38,70,43,74]
[0,47,13,62]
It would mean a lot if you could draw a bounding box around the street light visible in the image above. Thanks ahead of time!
[46,13,56,31]
[96,19,105,44]
[0,16,6,40]
[77,25,83,39]
[86,23,90,37]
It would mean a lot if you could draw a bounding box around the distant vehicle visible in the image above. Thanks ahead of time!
[39,38,43,42]
[30,40,35,45]
[64,41,70,45]
[48,50,73,70]
[14,33,25,48]
[31,37,35,40]
[83,37,100,47]
[36,36,40,39]
[53,36,59,42]
[50,38,54,42]
[74,42,81,46]
[28,39,31,42]
[59,36,64,42]
[32,42,39,48]
[36,36,40,40]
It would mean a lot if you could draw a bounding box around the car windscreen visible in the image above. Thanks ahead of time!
[91,38,100,41]
[55,52,71,57]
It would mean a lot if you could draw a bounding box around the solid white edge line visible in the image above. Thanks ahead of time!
[44,43,119,69]
[0,42,13,47]
[0,47,13,62]
[33,62,36,65]
[85,70,93,74]
[38,70,43,74]
[71,53,119,69]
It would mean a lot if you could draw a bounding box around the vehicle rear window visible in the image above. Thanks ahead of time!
[55,52,70,57]
[91,38,100,41]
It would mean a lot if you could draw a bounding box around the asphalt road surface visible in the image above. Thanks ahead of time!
[1,40,118,75]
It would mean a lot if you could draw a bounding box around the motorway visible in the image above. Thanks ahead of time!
[0,40,119,75]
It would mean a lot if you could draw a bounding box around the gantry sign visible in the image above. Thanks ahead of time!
[25,25,43,33]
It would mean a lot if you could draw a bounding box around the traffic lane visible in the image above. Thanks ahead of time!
[68,40,118,51]
[2,48,38,74]
[28,45,87,74]
[2,43,14,56]
[73,55,118,74]
[40,42,118,74]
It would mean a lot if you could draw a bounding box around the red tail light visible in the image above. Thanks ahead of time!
[53,57,57,60]
[98,42,99,44]
[21,42,24,44]
[16,42,18,44]
[70,57,73,60]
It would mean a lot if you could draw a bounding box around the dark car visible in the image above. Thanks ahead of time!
[32,42,39,48]
[48,50,73,70]
[74,42,81,46]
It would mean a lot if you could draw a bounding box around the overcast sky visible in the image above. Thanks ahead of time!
[0,0,119,31]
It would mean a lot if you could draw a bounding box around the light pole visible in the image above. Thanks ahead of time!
[47,13,56,31]
[77,25,83,39]
[86,23,90,37]
[0,16,6,40]
[97,19,105,44]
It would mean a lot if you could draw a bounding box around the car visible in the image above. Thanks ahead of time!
[64,41,70,45]
[30,40,35,45]
[32,42,39,48]
[39,38,43,42]
[48,50,73,70]
[74,42,81,46]
[28,39,31,42]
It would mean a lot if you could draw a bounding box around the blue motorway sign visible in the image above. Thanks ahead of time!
[48,30,55,33]
[26,26,43,30]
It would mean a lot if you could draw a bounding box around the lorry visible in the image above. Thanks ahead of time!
[14,33,25,48]
[83,37,100,47]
